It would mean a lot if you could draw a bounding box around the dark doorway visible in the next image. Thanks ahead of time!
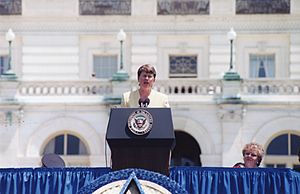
[171,131,201,166]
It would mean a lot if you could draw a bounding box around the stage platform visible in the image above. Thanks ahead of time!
[0,167,299,194]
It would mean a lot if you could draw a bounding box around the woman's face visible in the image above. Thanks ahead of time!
[138,71,155,90]
[243,150,259,167]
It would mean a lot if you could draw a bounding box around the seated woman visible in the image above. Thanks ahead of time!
[233,142,264,168]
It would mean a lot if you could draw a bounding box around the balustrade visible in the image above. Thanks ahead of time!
[18,81,113,96]
[242,79,300,95]
[17,79,300,98]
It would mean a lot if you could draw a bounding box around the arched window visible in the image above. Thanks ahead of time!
[43,133,90,166]
[264,132,300,169]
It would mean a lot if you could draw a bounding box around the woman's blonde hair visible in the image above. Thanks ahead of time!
[242,142,265,167]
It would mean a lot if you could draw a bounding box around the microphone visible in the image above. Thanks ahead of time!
[138,98,143,107]
[138,98,150,107]
[143,98,150,107]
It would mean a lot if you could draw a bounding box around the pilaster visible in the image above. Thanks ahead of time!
[132,0,156,16]
[290,33,300,78]
[209,35,234,79]
[291,0,300,15]
[217,103,246,167]
[211,0,234,15]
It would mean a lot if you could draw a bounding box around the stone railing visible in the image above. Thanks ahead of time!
[154,79,222,95]
[18,80,113,96]
[242,79,300,95]
[16,79,300,97]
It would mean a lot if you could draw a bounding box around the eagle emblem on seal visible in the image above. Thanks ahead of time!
[128,109,153,135]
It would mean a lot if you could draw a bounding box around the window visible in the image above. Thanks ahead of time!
[236,0,290,14]
[43,133,89,166]
[264,132,300,168]
[79,0,131,15]
[93,55,118,79]
[0,56,9,75]
[249,54,275,78]
[157,0,209,15]
[0,0,22,15]
[169,55,197,78]
[43,134,88,155]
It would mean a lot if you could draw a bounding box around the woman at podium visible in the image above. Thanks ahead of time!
[121,64,169,108]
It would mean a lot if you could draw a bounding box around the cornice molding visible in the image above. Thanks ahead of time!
[0,15,299,34]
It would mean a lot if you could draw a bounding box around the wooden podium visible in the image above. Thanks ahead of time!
[106,108,175,175]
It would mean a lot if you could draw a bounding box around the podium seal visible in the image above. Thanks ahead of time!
[128,109,153,135]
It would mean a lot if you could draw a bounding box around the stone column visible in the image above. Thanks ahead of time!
[217,103,246,167]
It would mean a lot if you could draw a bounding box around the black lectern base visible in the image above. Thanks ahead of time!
[111,147,170,176]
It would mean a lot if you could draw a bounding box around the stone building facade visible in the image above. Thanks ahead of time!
[0,0,299,169]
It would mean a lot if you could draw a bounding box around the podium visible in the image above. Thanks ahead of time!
[106,108,175,175]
